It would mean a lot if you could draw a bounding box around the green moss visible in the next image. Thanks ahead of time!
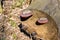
[9,19,17,27]
[12,0,24,8]
[15,1,22,7]
[0,3,3,13]
[12,34,17,40]
[0,36,6,40]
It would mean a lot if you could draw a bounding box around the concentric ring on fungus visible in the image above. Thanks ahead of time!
[37,17,48,24]
[20,10,32,18]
